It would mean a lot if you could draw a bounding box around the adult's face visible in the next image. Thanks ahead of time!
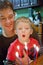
[0,8,15,32]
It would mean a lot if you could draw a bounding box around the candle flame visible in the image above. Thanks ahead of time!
[15,52,19,58]
[33,44,39,52]
[17,45,20,50]
[24,42,28,50]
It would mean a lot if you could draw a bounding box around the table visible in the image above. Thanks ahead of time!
[30,55,43,65]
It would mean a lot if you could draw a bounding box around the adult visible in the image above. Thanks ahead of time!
[0,0,17,65]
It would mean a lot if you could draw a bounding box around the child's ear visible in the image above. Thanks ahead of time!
[30,29,33,35]
[15,30,17,35]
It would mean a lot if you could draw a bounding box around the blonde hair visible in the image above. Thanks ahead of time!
[15,17,32,29]
[15,17,33,29]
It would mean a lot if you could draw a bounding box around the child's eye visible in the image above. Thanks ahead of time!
[25,28,29,30]
[18,28,22,30]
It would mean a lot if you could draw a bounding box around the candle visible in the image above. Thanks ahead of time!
[17,45,20,50]
[15,52,19,58]
[24,42,28,55]
[17,45,21,57]
[36,46,39,52]
[33,44,39,52]
[24,42,28,50]
[33,44,40,65]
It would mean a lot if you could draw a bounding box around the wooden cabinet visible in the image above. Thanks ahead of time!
[38,0,43,6]
[32,22,42,45]
[9,0,43,10]
[13,0,39,9]
[9,0,39,10]
[13,0,21,9]
[42,23,43,45]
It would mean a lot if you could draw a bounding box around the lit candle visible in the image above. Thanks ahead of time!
[33,44,39,52]
[33,44,37,65]
[17,45,21,57]
[17,45,20,50]
[24,42,28,55]
[24,42,28,50]
[33,44,40,65]
[36,46,39,52]
[15,52,19,58]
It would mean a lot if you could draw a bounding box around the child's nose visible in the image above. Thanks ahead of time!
[22,28,25,32]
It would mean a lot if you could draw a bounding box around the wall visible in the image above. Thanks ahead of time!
[15,8,29,19]
[15,7,43,19]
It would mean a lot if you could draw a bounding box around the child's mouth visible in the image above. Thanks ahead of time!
[22,35,25,37]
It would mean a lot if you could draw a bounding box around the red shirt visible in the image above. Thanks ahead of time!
[7,38,40,61]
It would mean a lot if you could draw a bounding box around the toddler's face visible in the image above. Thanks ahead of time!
[15,22,33,43]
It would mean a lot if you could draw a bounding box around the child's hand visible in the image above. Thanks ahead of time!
[21,50,32,65]
[15,57,22,65]
[15,50,33,65]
